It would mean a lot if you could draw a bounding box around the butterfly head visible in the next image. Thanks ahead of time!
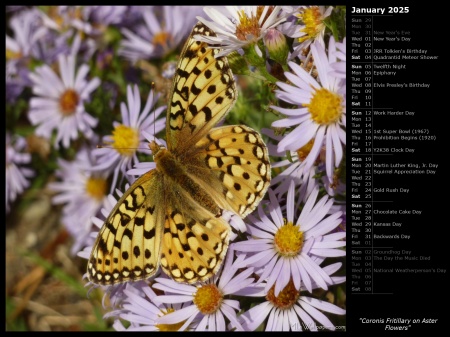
[149,140,163,156]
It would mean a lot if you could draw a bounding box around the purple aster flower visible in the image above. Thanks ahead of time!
[6,8,47,100]
[322,164,346,199]
[90,84,166,192]
[6,65,30,103]
[222,210,247,241]
[38,7,100,61]
[34,28,73,65]
[271,37,346,182]
[195,6,288,58]
[6,133,34,213]
[281,6,333,61]
[330,204,346,234]
[330,37,346,82]
[238,262,346,331]
[6,8,47,63]
[262,128,318,200]
[48,146,110,255]
[119,6,202,63]
[105,279,194,331]
[28,53,100,149]
[233,181,346,296]
[151,250,255,331]
[83,6,128,30]
[114,6,147,29]
[39,6,93,35]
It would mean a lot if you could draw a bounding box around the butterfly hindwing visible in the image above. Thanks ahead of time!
[88,170,164,285]
[160,186,230,283]
[184,125,271,218]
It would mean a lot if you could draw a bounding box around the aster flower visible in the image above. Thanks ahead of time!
[6,133,34,213]
[330,204,346,234]
[119,6,201,63]
[238,262,346,331]
[282,6,333,60]
[195,6,288,58]
[271,37,346,181]
[106,280,195,331]
[116,6,150,29]
[34,29,73,66]
[266,125,344,201]
[39,6,93,35]
[6,8,47,65]
[48,147,110,255]
[90,84,166,191]
[233,181,346,296]
[6,62,30,103]
[222,210,247,241]
[322,163,346,199]
[38,6,99,60]
[262,128,317,200]
[42,6,127,38]
[83,6,128,31]
[28,53,100,149]
[330,37,346,79]
[151,251,255,331]
[6,8,47,100]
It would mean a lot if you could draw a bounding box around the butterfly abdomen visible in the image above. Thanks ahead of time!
[154,146,221,217]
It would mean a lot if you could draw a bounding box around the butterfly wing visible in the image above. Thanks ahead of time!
[87,170,165,285]
[182,125,271,218]
[166,22,237,155]
[159,185,230,283]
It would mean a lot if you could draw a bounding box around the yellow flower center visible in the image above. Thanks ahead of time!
[85,177,107,201]
[296,139,315,161]
[110,124,140,157]
[266,279,300,309]
[274,220,304,256]
[6,49,22,60]
[193,284,223,315]
[305,88,343,125]
[152,31,174,50]
[156,308,187,331]
[235,6,274,41]
[59,89,79,116]
[48,6,64,27]
[297,6,324,43]
[48,6,83,30]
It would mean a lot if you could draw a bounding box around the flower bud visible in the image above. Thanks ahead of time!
[264,28,289,66]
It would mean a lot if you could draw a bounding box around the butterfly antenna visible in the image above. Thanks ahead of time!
[152,82,156,141]
[149,82,160,161]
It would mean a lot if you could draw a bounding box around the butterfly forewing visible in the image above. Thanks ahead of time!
[167,22,237,155]
[87,171,164,285]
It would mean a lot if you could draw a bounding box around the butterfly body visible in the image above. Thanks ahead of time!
[150,140,221,217]
[88,22,271,286]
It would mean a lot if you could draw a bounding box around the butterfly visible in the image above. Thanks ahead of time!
[87,22,271,285]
